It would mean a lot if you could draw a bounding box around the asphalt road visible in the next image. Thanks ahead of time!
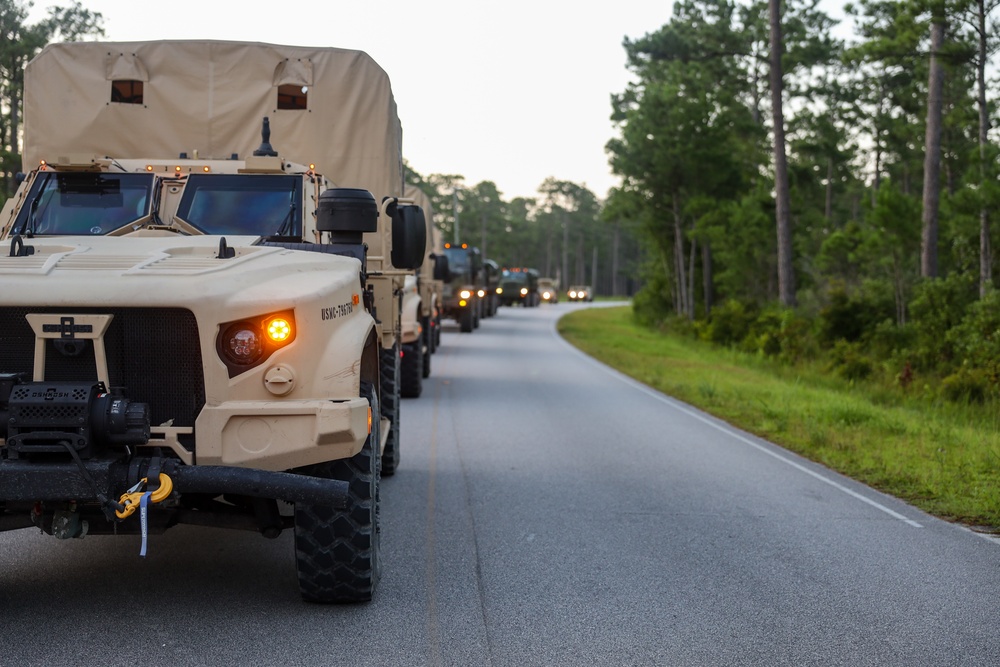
[2,301,999,666]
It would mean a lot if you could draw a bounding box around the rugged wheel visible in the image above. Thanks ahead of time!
[421,331,432,379]
[400,340,423,398]
[422,315,436,355]
[473,301,481,329]
[379,344,401,475]
[459,307,474,333]
[294,382,381,604]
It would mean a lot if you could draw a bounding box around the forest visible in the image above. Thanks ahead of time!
[3,0,1000,401]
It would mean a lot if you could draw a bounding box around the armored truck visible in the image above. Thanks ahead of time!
[399,273,425,398]
[481,259,502,318]
[0,40,425,604]
[404,184,445,372]
[441,242,483,333]
[499,267,540,307]
[538,277,559,303]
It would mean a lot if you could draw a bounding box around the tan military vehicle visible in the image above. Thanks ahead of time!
[405,184,445,353]
[399,273,424,397]
[0,40,426,603]
[538,277,560,303]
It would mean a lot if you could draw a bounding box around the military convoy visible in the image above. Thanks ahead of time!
[0,40,427,604]
[0,38,591,607]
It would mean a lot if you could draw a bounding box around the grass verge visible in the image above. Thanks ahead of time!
[558,305,1000,532]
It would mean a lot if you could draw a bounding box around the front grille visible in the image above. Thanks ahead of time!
[0,307,205,451]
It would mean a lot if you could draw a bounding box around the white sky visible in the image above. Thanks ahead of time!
[27,0,852,202]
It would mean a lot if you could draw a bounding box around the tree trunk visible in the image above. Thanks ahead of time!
[672,193,688,316]
[921,15,946,279]
[480,211,487,262]
[872,85,887,206]
[977,0,992,297]
[687,236,697,319]
[561,213,569,286]
[612,221,621,296]
[825,158,834,221]
[769,0,796,306]
[591,246,598,295]
[702,242,713,317]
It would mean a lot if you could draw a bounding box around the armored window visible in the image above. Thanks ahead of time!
[277,84,308,110]
[12,172,154,236]
[111,80,144,104]
[175,174,303,237]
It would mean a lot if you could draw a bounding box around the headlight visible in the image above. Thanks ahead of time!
[496,287,503,295]
[569,291,577,298]
[543,291,551,299]
[477,289,486,298]
[520,288,528,296]
[217,311,296,377]
[460,290,472,299]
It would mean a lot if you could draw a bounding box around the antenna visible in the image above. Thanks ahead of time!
[253,117,278,157]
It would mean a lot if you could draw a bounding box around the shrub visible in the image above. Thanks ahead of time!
[827,340,874,381]
[947,289,1000,387]
[940,366,990,404]
[817,285,894,345]
[908,273,978,372]
[699,299,759,347]
[738,306,816,362]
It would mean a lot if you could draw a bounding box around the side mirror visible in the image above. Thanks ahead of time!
[391,204,427,270]
[433,254,450,281]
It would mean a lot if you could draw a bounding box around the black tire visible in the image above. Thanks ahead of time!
[294,381,381,603]
[421,331,432,379]
[459,307,474,333]
[434,312,442,348]
[422,315,436,355]
[400,340,423,398]
[379,344,401,475]
[473,301,481,329]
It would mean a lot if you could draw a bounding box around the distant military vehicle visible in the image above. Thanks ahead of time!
[498,267,540,307]
[568,285,594,302]
[481,259,502,317]
[441,243,483,332]
[538,277,559,303]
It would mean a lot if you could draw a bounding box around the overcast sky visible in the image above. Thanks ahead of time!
[27,0,851,202]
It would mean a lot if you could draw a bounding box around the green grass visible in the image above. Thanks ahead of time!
[558,306,1000,532]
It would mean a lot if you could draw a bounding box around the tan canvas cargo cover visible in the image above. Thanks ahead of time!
[23,40,404,203]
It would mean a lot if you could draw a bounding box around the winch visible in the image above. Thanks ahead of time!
[0,374,150,459]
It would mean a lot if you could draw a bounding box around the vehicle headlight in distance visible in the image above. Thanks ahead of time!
[520,288,528,296]
[543,291,551,299]
[217,310,296,377]
[477,289,486,298]
[496,287,503,295]
[460,290,472,299]
[569,291,577,298]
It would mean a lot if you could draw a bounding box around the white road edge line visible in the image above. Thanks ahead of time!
[551,311,924,529]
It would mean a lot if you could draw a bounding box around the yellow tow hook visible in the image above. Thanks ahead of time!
[116,474,173,520]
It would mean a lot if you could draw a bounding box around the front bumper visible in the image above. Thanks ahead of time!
[195,397,371,469]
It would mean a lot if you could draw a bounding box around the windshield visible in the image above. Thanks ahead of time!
[14,172,153,236]
[444,247,470,272]
[501,270,527,286]
[175,174,302,236]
